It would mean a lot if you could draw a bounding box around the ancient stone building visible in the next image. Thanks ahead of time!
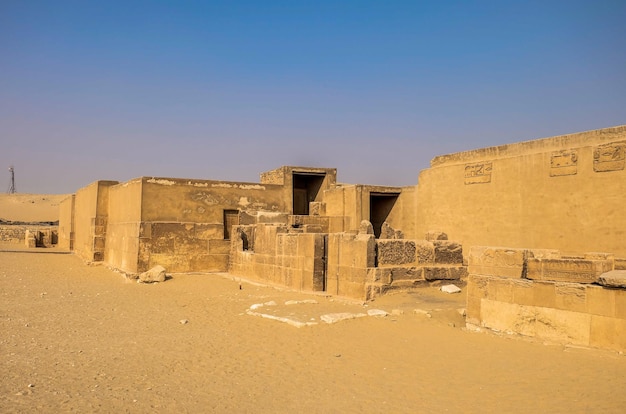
[59,125,626,350]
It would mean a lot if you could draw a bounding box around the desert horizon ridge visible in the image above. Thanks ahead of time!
[0,193,69,223]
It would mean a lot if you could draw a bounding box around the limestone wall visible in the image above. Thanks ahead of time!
[0,225,57,246]
[57,195,75,250]
[466,246,626,352]
[415,126,626,258]
[326,232,375,299]
[105,179,143,273]
[73,180,118,262]
[260,166,337,214]
[229,224,326,291]
[467,275,626,352]
[323,184,411,236]
[104,177,288,274]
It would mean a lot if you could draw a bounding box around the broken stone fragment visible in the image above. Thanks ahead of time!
[440,284,462,294]
[320,312,367,324]
[367,309,389,317]
[433,241,463,264]
[425,231,448,241]
[597,270,626,288]
[138,265,167,283]
[379,222,396,239]
[359,220,374,235]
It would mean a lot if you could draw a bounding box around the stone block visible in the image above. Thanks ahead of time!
[526,258,613,284]
[615,258,626,270]
[208,239,231,255]
[526,249,561,259]
[257,212,289,224]
[425,231,448,241]
[368,268,392,284]
[377,240,416,266]
[423,265,466,281]
[309,202,325,216]
[238,211,257,225]
[365,283,385,301]
[585,252,615,261]
[533,306,591,346]
[379,222,397,239]
[24,230,37,248]
[189,254,229,272]
[465,295,482,325]
[139,265,167,283]
[511,279,534,306]
[491,277,514,302]
[466,274,491,299]
[359,220,374,235]
[415,240,435,264]
[589,316,626,352]
[433,241,463,264]
[615,289,626,320]
[468,246,526,278]
[554,283,586,313]
[94,236,106,250]
[597,270,626,288]
[139,222,152,238]
[337,280,367,301]
[481,300,537,337]
[390,267,423,281]
[586,285,615,317]
[533,281,556,308]
[302,224,324,233]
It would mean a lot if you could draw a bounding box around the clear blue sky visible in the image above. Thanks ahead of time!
[1,0,625,194]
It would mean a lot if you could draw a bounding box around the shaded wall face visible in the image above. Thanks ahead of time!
[105,180,143,273]
[415,130,626,257]
[129,179,287,273]
[141,179,287,222]
[324,185,412,237]
[58,195,75,250]
[73,181,120,262]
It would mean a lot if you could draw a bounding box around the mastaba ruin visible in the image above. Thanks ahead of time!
[58,125,626,351]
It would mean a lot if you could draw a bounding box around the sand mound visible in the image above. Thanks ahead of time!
[0,193,69,223]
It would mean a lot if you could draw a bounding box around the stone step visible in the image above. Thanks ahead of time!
[422,265,467,281]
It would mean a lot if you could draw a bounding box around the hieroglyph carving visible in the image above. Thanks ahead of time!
[593,142,626,172]
[550,150,578,176]
[465,162,492,184]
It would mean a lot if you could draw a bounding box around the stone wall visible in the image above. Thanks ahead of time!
[466,246,626,352]
[230,223,326,292]
[72,180,118,262]
[0,225,58,246]
[105,177,287,274]
[57,195,75,250]
[323,184,412,236]
[415,126,626,258]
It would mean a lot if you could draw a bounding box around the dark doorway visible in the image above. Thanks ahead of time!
[370,193,399,238]
[292,173,325,215]
[223,210,239,240]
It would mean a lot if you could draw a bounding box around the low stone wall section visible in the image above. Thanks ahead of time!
[467,246,626,352]
[0,225,58,246]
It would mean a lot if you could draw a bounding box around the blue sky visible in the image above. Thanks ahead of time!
[1,0,625,194]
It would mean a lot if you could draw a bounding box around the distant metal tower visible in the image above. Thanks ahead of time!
[7,166,16,194]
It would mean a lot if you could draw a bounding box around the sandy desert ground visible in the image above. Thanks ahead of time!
[1,195,626,413]
[0,194,69,223]
[1,247,626,413]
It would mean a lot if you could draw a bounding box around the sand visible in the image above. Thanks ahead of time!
[1,248,626,413]
[0,194,69,223]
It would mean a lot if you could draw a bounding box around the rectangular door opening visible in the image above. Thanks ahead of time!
[292,173,325,215]
[223,209,239,240]
[369,193,399,238]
